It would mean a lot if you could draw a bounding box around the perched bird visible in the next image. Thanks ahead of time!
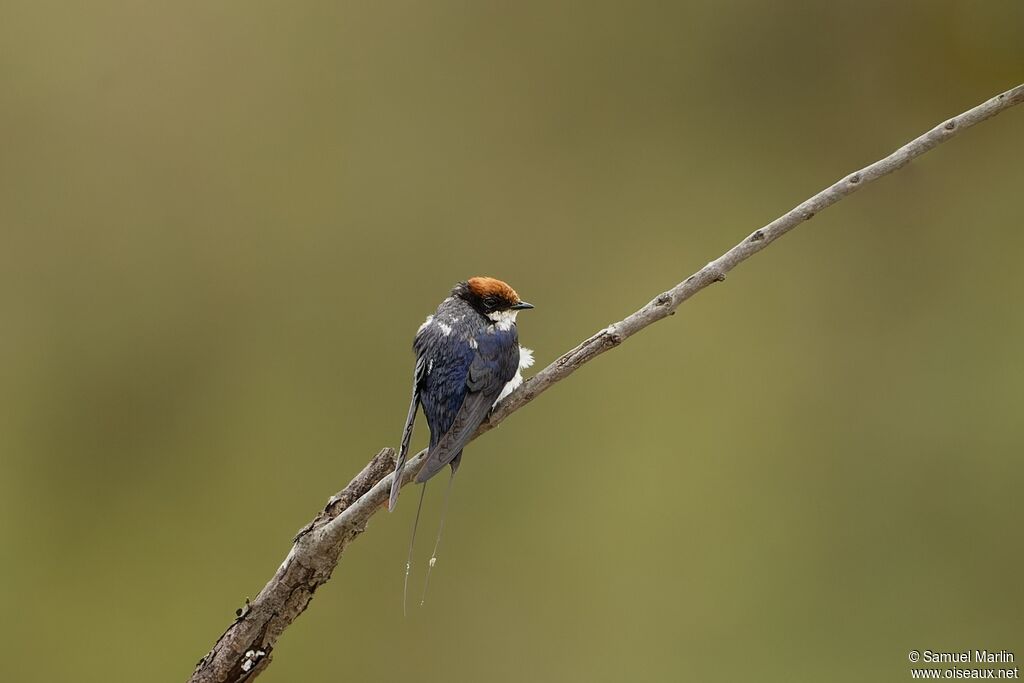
[388,276,534,611]
[389,276,534,510]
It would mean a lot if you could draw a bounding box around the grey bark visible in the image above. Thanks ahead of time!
[189,83,1024,683]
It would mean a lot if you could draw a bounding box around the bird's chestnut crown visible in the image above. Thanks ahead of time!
[455,276,534,315]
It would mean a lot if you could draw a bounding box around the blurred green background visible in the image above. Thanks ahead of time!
[2,2,1022,681]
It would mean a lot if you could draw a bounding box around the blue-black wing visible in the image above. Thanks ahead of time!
[390,317,475,509]
[415,329,519,483]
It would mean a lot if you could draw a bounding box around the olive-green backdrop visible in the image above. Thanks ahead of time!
[2,2,1022,681]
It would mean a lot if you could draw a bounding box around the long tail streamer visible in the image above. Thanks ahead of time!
[420,468,458,607]
[403,482,428,617]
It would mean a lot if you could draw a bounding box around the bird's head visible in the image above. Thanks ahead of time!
[455,276,534,322]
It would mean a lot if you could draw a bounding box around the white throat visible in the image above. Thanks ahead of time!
[486,309,518,330]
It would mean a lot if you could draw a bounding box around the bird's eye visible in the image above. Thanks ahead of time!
[483,296,499,310]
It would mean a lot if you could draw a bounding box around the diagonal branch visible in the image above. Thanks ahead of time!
[189,83,1024,683]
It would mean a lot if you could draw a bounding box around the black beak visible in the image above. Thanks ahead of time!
[511,301,535,310]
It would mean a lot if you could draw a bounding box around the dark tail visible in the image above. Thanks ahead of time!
[390,358,424,511]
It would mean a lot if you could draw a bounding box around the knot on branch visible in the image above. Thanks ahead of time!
[701,262,727,284]
[603,325,624,347]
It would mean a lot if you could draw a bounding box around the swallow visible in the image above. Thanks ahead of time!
[388,276,534,610]
[389,276,534,510]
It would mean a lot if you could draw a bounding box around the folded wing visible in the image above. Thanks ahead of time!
[415,331,519,483]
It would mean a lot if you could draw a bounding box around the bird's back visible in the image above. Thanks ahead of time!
[415,297,484,446]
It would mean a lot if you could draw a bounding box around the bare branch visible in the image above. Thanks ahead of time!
[188,83,1024,683]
